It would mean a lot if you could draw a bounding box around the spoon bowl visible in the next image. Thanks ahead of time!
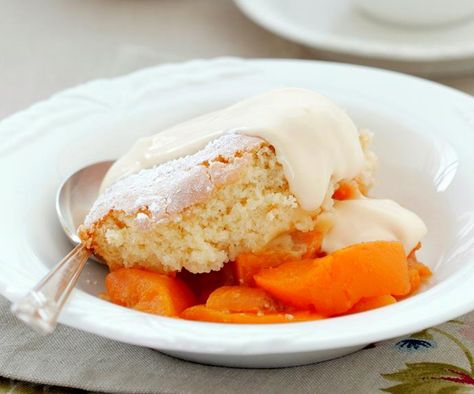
[56,161,114,245]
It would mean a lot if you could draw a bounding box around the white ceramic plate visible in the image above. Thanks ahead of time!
[234,0,474,75]
[1,58,474,368]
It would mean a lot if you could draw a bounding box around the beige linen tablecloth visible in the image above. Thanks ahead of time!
[1,1,474,393]
[1,296,474,393]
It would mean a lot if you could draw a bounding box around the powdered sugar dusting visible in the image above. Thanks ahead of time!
[83,134,263,227]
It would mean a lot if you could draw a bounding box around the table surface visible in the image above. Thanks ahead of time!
[1,1,474,393]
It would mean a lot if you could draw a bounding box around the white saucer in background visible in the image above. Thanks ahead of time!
[234,0,474,76]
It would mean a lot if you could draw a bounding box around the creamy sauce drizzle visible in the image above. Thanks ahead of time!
[101,88,426,249]
[322,198,427,254]
[101,88,364,211]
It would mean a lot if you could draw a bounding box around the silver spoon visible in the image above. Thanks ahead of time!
[11,161,114,334]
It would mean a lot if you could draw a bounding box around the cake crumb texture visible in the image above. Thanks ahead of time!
[79,133,375,273]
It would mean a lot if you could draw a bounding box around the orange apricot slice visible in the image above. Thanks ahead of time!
[254,241,410,316]
[292,230,323,259]
[399,260,432,298]
[178,263,236,303]
[105,268,196,317]
[206,286,279,313]
[181,305,322,324]
[333,181,356,200]
[234,252,296,286]
[234,231,324,286]
[347,295,397,314]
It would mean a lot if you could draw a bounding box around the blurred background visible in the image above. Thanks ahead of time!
[1,0,474,119]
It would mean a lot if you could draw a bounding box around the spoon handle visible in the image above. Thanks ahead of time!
[11,243,91,334]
